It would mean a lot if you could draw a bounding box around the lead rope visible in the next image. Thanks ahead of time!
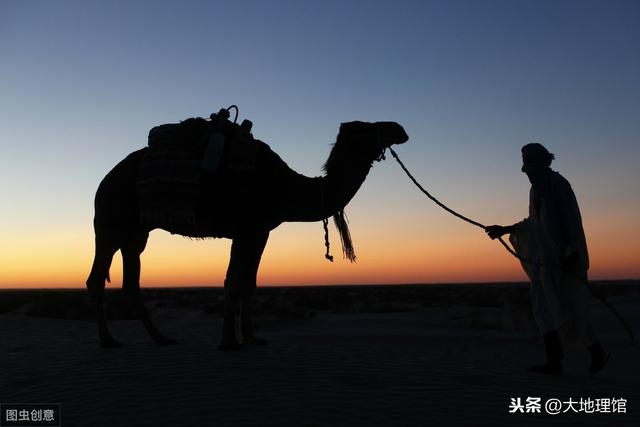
[388,146,636,342]
[387,148,531,264]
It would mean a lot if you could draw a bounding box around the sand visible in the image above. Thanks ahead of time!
[1,283,639,426]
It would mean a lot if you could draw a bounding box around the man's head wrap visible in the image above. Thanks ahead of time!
[521,143,555,168]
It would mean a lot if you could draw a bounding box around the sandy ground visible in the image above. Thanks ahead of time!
[1,289,639,426]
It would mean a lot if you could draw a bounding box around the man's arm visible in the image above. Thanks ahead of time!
[485,220,529,239]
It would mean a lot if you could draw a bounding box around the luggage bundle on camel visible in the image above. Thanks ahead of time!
[137,105,256,226]
[147,106,256,171]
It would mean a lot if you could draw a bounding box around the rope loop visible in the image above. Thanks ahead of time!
[323,218,334,262]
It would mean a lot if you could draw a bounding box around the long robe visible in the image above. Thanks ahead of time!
[509,171,594,346]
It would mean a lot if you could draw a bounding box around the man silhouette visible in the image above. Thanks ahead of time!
[486,143,609,376]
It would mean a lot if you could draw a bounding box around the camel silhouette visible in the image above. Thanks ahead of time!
[86,120,409,350]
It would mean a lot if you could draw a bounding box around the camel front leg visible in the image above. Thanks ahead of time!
[218,231,269,350]
[121,232,177,345]
[240,291,268,345]
[219,279,244,351]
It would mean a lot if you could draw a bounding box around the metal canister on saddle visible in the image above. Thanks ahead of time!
[201,109,232,172]
[228,119,257,171]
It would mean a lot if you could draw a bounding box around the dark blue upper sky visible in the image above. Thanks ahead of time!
[1,0,639,284]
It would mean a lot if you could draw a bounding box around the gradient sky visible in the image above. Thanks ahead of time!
[1,0,639,288]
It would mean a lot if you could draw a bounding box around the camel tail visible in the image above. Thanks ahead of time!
[106,271,111,283]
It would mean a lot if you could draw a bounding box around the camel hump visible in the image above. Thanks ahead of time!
[146,110,259,171]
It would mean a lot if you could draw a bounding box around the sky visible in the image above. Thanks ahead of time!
[1,0,639,288]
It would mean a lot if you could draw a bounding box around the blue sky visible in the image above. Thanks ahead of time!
[1,0,639,286]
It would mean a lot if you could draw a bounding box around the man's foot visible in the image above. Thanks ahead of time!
[528,362,563,375]
[589,351,611,377]
[100,337,125,348]
[217,341,246,351]
[153,335,178,346]
[242,336,269,345]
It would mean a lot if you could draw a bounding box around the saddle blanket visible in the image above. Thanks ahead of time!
[136,150,200,225]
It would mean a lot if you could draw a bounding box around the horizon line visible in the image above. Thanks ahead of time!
[1,278,639,291]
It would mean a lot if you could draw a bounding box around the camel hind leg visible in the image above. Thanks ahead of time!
[86,232,122,348]
[121,231,177,345]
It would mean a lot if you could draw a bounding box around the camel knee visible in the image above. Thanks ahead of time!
[86,275,106,300]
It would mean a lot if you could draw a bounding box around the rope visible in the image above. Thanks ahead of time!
[323,218,334,262]
[226,105,239,123]
[388,147,485,229]
[388,147,538,265]
[319,178,334,262]
[388,146,635,342]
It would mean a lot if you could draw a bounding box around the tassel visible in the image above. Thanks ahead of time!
[333,210,357,262]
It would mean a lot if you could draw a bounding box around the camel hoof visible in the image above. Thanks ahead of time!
[242,337,269,346]
[154,336,178,346]
[217,342,246,351]
[101,339,125,348]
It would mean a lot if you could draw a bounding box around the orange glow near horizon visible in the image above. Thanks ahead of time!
[1,216,638,289]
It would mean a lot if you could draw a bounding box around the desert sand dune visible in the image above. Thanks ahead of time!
[1,284,639,426]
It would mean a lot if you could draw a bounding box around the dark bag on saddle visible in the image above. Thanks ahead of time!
[147,117,210,150]
[146,108,257,171]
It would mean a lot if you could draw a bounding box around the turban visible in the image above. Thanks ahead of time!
[521,143,555,168]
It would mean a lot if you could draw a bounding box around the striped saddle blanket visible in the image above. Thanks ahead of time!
[136,150,200,226]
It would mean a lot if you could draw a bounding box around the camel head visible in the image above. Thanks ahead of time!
[342,121,408,157]
[321,121,408,263]
[372,121,410,147]
[325,121,409,173]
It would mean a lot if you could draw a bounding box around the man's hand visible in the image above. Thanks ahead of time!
[485,225,507,240]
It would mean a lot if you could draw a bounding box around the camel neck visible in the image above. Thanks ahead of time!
[278,154,372,223]
[321,161,371,216]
